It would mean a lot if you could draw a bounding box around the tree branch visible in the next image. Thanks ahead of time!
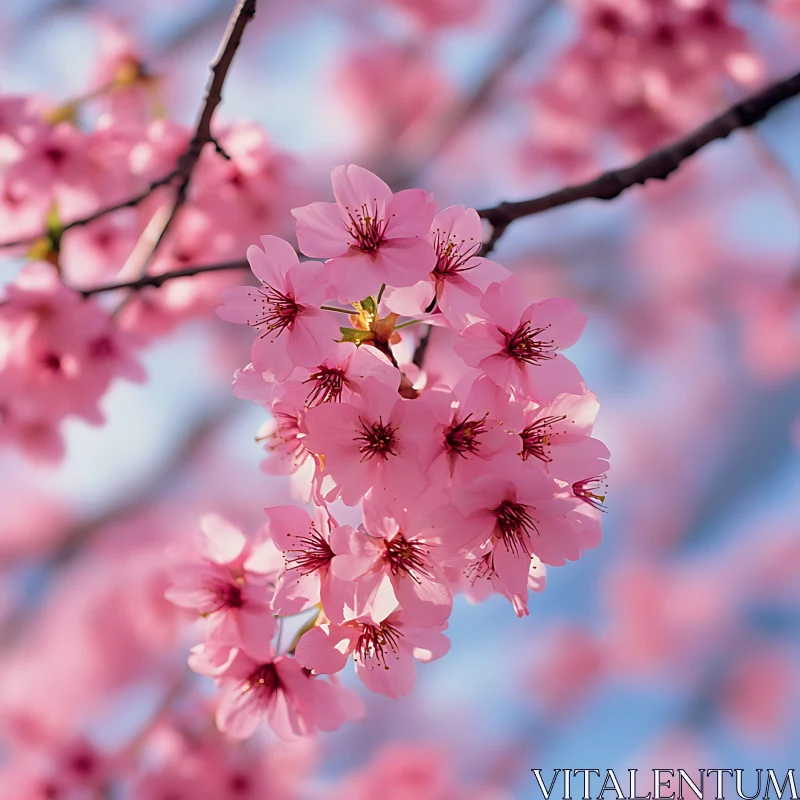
[477,69,800,254]
[79,259,249,297]
[133,0,259,277]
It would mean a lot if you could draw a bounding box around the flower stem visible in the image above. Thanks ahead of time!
[321,305,355,314]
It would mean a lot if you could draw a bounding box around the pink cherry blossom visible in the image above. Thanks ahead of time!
[192,647,364,740]
[454,275,587,403]
[384,205,510,325]
[166,514,277,660]
[418,375,521,489]
[448,466,585,597]
[266,505,357,622]
[0,262,144,460]
[292,164,437,303]
[295,610,449,699]
[516,391,600,467]
[277,341,399,408]
[302,377,433,506]
[329,490,454,626]
[217,235,340,381]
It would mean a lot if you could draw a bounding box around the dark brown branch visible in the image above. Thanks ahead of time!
[0,0,258,254]
[80,259,249,296]
[477,69,800,254]
[0,173,179,251]
[135,0,258,275]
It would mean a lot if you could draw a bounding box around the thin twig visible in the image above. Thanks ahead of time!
[79,259,249,297]
[477,69,800,254]
[134,0,259,277]
[0,174,179,251]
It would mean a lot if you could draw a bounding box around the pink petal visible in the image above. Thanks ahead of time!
[408,626,451,662]
[326,251,377,304]
[331,164,392,214]
[373,237,436,288]
[393,568,452,627]
[247,235,298,286]
[216,285,264,326]
[292,201,349,258]
[235,607,277,662]
[491,541,531,596]
[480,275,531,330]
[525,296,587,349]
[294,624,353,674]
[198,514,247,564]
[524,353,585,405]
[383,279,436,316]
[384,188,437,238]
[355,647,416,699]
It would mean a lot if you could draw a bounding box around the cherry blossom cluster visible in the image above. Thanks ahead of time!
[0,263,145,461]
[0,76,297,459]
[166,164,609,741]
[525,0,763,172]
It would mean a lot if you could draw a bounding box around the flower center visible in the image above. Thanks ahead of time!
[284,523,335,575]
[354,416,398,461]
[519,414,567,462]
[696,7,722,27]
[89,336,115,360]
[573,475,608,511]
[355,621,402,670]
[503,321,557,366]
[595,8,625,35]
[242,662,282,706]
[205,577,244,610]
[493,500,538,555]
[303,366,346,406]
[384,533,431,581]
[444,412,489,458]
[248,286,301,338]
[432,229,481,279]
[41,352,62,373]
[344,201,389,254]
[465,552,495,584]
[258,411,307,468]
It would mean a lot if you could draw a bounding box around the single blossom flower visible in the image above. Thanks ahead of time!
[191,645,364,740]
[266,505,357,622]
[384,205,510,325]
[292,164,437,303]
[302,377,433,506]
[329,490,454,627]
[446,465,584,599]
[454,276,587,404]
[295,610,449,699]
[166,514,277,659]
[278,341,399,408]
[217,235,340,381]
[418,375,521,489]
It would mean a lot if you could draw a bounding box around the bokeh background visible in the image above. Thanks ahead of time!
[1,0,799,797]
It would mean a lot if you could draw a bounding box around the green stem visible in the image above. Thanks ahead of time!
[321,304,355,314]
[394,319,422,330]
[376,284,386,304]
